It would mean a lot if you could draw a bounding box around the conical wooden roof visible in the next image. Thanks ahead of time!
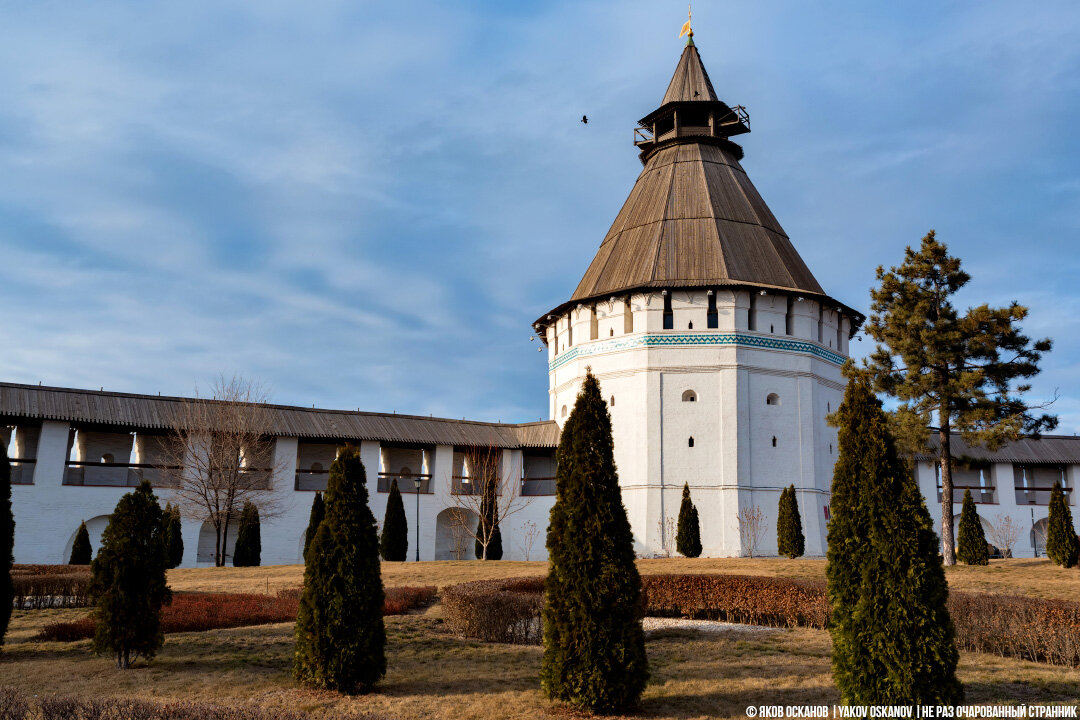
[563,42,828,306]
[569,141,824,302]
[661,41,718,104]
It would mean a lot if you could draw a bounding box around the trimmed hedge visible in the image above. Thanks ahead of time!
[35,585,438,642]
[443,573,1080,667]
[643,574,828,628]
[0,686,392,720]
[443,577,545,644]
[12,566,92,609]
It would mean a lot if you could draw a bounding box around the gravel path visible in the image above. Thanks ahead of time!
[642,617,777,635]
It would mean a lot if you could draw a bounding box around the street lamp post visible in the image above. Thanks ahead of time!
[413,477,422,562]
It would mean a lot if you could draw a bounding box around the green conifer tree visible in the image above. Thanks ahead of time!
[777,485,805,559]
[232,502,262,567]
[0,441,13,649]
[303,491,325,563]
[88,480,171,669]
[163,504,184,569]
[955,489,989,566]
[675,482,702,558]
[1045,481,1079,568]
[379,481,408,561]
[541,370,647,712]
[866,232,1056,565]
[827,370,962,705]
[294,447,385,693]
[69,521,92,565]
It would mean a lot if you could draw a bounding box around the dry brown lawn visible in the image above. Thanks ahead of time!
[1,606,1077,720]
[168,557,1080,601]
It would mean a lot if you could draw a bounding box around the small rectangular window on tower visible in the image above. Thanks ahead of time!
[623,297,634,333]
[707,291,718,329]
[590,305,598,340]
[663,292,673,330]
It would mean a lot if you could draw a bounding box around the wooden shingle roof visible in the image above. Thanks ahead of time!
[0,383,559,449]
[661,41,718,105]
[569,141,825,302]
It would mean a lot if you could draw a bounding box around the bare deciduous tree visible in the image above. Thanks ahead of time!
[986,513,1021,559]
[161,376,286,566]
[447,447,533,560]
[736,505,768,558]
[518,520,541,561]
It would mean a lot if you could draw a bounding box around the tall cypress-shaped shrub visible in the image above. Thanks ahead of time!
[1046,481,1079,568]
[826,371,962,705]
[303,492,325,562]
[541,370,647,712]
[294,447,385,693]
[89,480,171,669]
[232,502,262,567]
[379,482,408,561]
[163,504,184,569]
[70,521,92,565]
[475,477,503,560]
[777,485,805,559]
[956,489,988,566]
[0,441,13,649]
[675,483,702,558]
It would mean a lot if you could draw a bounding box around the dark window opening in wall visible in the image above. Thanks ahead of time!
[836,315,844,352]
[770,324,775,334]
[682,390,697,402]
[748,293,757,331]
[590,306,599,340]
[610,396,615,406]
[568,316,573,347]
[817,305,824,343]
[610,328,614,337]
[624,297,634,333]
[785,296,794,335]
[827,402,831,412]
[707,291,718,328]
[688,436,695,448]
[101,453,114,464]
[663,292,674,330]
[772,436,777,448]
[688,320,693,330]
[766,393,780,406]
[829,444,832,455]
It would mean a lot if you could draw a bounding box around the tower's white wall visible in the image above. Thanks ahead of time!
[548,289,850,557]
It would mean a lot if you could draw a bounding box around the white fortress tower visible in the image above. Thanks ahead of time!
[534,38,862,557]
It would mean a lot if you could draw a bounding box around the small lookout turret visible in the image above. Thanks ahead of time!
[633,39,750,164]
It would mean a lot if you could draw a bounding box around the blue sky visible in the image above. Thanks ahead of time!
[2,1,1079,430]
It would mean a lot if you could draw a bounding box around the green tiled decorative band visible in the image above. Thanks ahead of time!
[548,333,846,371]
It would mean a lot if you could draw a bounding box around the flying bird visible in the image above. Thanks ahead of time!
[581,115,588,124]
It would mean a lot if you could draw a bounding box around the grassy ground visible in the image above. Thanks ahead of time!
[168,557,1080,601]
[1,606,1076,720]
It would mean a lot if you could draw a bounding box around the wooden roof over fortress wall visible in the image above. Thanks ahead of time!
[0,383,560,449]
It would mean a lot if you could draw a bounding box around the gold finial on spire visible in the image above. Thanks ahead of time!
[679,4,693,40]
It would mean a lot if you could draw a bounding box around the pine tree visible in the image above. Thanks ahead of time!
[1046,481,1079,568]
[294,447,385,693]
[69,521,92,565]
[0,440,13,649]
[866,231,1056,565]
[88,480,171,669]
[232,502,262,567]
[475,471,503,560]
[675,482,702,558]
[379,482,408,561]
[541,369,647,712]
[776,485,805,559]
[827,370,962,705]
[956,489,989,566]
[163,504,184,569]
[303,491,325,563]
